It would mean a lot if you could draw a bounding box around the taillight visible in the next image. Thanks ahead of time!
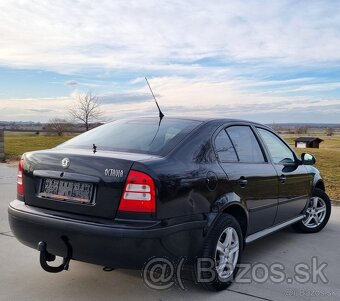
[118,170,156,213]
[17,158,25,197]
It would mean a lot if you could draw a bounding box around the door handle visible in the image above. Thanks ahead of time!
[279,174,286,184]
[238,177,248,188]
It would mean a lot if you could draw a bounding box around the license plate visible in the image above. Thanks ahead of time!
[40,178,94,203]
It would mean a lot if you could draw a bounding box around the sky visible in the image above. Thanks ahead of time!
[0,0,340,123]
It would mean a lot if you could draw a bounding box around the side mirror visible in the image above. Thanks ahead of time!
[301,153,316,165]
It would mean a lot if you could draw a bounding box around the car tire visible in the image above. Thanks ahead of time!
[195,213,243,291]
[293,188,331,233]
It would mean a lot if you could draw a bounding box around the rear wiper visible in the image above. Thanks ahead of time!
[93,144,97,154]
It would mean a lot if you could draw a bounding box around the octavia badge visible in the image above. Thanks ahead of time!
[61,158,70,169]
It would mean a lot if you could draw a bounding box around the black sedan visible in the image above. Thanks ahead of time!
[8,117,331,290]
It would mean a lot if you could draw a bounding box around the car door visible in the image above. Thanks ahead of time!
[256,127,312,224]
[214,125,278,235]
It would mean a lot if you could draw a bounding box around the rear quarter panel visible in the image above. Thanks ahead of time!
[144,121,232,220]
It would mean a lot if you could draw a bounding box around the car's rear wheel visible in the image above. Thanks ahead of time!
[293,188,331,233]
[195,214,243,291]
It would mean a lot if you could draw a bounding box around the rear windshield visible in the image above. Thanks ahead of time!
[59,118,202,155]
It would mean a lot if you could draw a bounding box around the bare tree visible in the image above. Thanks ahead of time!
[295,125,309,135]
[326,127,334,136]
[46,118,70,136]
[69,92,103,131]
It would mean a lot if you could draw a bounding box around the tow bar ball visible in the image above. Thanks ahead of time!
[37,241,71,273]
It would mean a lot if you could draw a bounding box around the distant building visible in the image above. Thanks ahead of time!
[295,137,323,148]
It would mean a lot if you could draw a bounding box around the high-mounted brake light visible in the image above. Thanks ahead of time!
[118,170,156,213]
[17,159,25,197]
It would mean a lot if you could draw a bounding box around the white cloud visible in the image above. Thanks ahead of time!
[1,76,339,123]
[64,80,78,87]
[143,76,340,113]
[1,1,340,72]
[0,1,340,123]
[0,96,73,121]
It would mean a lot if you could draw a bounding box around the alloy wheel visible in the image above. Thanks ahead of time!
[302,197,327,228]
[215,227,239,279]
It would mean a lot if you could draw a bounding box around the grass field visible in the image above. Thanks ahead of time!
[4,132,76,161]
[3,130,340,201]
[283,134,340,201]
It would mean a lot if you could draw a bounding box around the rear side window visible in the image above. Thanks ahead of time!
[59,118,202,155]
[214,130,238,162]
[226,126,265,163]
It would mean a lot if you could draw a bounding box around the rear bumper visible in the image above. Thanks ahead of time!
[8,200,206,269]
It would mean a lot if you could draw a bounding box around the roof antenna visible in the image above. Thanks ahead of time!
[145,77,164,123]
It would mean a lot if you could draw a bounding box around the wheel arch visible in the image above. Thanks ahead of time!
[314,180,325,192]
[222,204,248,239]
[207,193,249,240]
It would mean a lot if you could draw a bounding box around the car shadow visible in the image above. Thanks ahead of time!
[89,227,297,293]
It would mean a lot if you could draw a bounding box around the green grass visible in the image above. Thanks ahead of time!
[4,132,77,161]
[4,131,340,201]
[282,134,340,201]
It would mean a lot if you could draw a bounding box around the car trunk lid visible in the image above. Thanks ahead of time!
[22,148,157,219]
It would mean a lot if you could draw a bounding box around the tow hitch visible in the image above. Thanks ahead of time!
[37,237,72,273]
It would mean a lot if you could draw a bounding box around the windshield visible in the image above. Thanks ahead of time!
[59,118,202,155]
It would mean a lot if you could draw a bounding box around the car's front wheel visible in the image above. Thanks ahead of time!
[293,188,331,233]
[195,214,243,291]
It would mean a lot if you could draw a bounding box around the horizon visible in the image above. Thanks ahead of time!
[1,119,340,127]
[1,1,340,123]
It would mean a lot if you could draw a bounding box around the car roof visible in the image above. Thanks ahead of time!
[125,116,270,128]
